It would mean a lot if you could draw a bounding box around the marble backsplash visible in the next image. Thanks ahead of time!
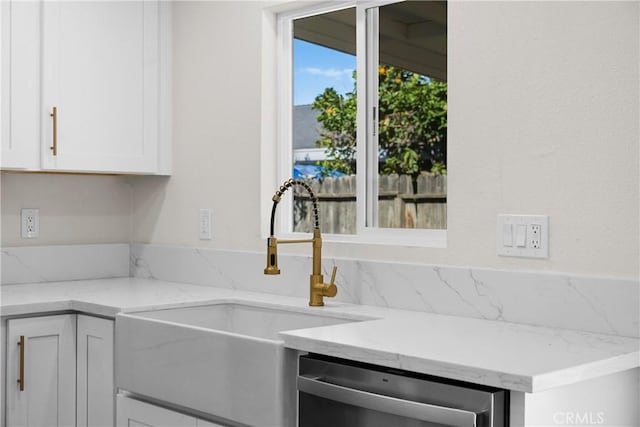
[1,243,129,285]
[1,243,637,338]
[130,244,639,338]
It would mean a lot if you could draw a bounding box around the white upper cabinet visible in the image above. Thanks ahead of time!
[1,0,171,174]
[1,1,41,170]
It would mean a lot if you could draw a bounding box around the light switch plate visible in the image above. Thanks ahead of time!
[497,214,549,258]
[198,208,212,240]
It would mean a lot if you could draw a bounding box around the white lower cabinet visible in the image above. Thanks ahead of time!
[6,314,76,426]
[511,367,640,427]
[116,395,225,427]
[77,315,115,427]
[4,313,114,427]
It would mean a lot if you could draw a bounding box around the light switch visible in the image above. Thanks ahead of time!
[515,224,527,247]
[497,214,549,258]
[502,224,513,247]
[198,209,212,240]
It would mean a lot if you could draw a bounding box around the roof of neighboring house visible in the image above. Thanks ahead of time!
[293,104,323,149]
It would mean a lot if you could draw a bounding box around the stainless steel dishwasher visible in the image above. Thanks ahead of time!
[298,355,507,427]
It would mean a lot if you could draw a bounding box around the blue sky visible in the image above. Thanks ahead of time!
[293,39,356,106]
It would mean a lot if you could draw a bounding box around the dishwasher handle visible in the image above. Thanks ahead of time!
[298,374,477,427]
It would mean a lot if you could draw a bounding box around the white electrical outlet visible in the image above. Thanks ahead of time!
[530,224,542,249]
[198,209,212,240]
[21,208,40,239]
[497,215,548,258]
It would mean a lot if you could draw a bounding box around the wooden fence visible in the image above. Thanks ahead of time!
[293,173,446,233]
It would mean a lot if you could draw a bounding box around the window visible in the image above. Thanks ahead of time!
[275,0,447,246]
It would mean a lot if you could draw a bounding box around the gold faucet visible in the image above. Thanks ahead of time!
[264,179,337,306]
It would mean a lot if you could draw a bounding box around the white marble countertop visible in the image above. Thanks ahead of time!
[1,277,638,393]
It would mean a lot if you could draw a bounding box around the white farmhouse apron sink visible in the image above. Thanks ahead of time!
[115,302,363,427]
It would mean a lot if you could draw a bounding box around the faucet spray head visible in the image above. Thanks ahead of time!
[264,237,280,275]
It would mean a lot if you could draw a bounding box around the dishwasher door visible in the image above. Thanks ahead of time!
[298,355,506,427]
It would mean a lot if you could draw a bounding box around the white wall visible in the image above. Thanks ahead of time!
[445,1,640,277]
[131,1,264,250]
[1,173,132,246]
[2,2,636,280]
[130,1,638,280]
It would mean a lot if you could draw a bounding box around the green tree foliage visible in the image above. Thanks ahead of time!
[312,65,447,177]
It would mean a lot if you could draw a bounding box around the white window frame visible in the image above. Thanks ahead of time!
[265,0,447,248]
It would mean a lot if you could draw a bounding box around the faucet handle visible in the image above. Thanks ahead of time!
[324,266,338,297]
[329,266,337,286]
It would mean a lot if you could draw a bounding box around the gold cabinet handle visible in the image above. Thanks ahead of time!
[50,106,58,156]
[17,336,25,391]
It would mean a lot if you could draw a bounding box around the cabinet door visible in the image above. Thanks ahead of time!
[41,1,160,174]
[77,315,115,427]
[116,395,197,427]
[6,314,76,427]
[1,0,42,170]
